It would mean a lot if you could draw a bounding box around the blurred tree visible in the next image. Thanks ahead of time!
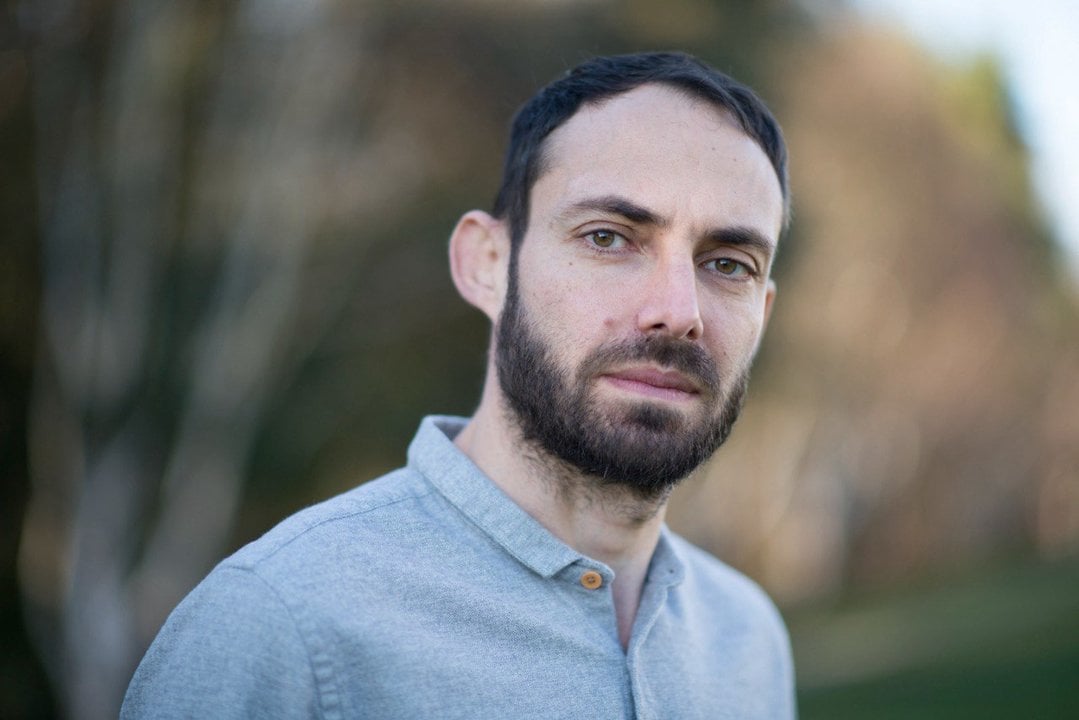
[17,2,382,716]
[1,1,55,716]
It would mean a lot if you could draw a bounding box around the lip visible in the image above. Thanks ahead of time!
[600,366,700,401]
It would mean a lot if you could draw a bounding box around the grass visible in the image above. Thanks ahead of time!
[789,555,1079,719]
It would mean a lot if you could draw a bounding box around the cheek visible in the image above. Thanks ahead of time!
[526,254,623,330]
[702,297,767,359]
[532,293,620,363]
[526,246,714,346]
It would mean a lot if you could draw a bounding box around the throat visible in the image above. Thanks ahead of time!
[522,433,671,527]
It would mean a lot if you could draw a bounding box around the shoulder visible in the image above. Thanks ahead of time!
[123,563,320,718]
[159,465,440,646]
[224,466,437,573]
[124,467,439,717]
[193,463,475,624]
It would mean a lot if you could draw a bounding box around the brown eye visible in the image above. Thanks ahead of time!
[585,229,626,249]
[708,258,750,277]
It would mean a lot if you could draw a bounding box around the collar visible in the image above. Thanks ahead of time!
[408,415,684,587]
[408,415,581,578]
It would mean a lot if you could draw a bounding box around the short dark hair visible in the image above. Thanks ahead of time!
[491,51,790,246]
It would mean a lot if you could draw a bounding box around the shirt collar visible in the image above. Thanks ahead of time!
[408,415,686,586]
[407,415,582,578]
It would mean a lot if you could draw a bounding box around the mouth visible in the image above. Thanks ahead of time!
[600,366,701,402]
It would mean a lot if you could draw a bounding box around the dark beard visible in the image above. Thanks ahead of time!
[495,268,750,499]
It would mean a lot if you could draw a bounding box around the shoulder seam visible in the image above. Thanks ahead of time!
[232,487,438,568]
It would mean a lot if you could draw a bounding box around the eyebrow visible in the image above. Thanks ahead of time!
[705,226,776,258]
[560,195,669,227]
[560,194,776,257]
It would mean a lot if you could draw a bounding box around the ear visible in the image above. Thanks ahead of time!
[762,279,777,331]
[750,279,777,358]
[449,210,510,322]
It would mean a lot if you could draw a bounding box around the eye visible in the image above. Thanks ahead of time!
[705,257,752,278]
[584,229,627,250]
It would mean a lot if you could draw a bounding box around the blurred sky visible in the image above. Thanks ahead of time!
[850,0,1079,285]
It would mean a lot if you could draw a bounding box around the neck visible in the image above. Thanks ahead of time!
[454,375,669,647]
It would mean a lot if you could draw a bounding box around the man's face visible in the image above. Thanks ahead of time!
[495,84,783,497]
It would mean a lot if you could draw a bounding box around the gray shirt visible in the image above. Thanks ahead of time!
[122,416,795,719]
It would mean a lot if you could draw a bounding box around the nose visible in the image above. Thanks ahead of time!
[635,255,704,340]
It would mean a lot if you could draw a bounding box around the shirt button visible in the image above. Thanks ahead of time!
[580,570,603,590]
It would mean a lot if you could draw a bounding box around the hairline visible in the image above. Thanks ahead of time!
[513,79,787,254]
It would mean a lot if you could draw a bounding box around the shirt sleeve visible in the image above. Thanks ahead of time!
[121,565,323,719]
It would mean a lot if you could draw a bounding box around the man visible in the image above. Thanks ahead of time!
[123,51,794,719]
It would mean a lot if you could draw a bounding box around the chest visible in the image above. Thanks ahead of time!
[299,574,783,720]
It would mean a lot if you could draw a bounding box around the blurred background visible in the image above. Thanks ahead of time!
[2,0,1077,718]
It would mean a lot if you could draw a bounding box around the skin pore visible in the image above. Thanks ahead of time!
[450,84,783,648]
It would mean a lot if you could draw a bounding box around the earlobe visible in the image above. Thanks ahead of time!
[448,210,510,322]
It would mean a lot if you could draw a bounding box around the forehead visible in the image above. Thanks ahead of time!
[532,84,784,238]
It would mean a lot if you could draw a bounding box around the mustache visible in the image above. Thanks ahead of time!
[577,336,721,396]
